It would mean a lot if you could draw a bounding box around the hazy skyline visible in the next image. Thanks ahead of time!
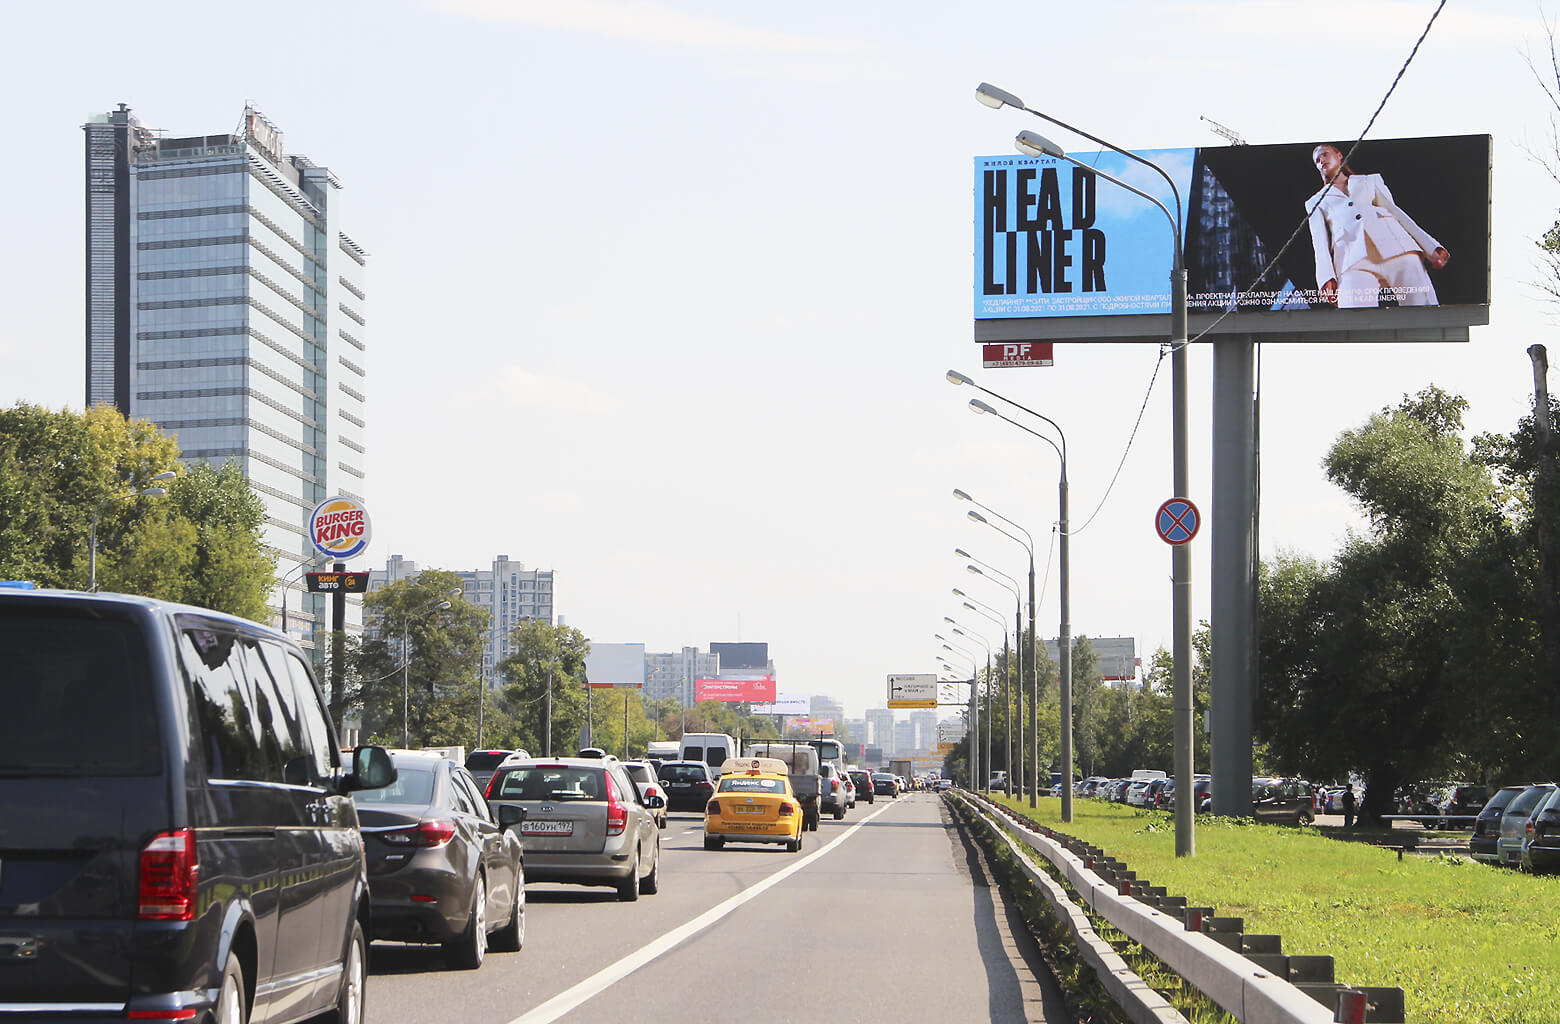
[3,0,1548,719]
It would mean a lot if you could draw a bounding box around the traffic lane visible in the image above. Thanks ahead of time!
[363,809,826,1024]
[537,793,1065,1024]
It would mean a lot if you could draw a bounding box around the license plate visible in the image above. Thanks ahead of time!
[669,782,690,788]
[732,805,764,814]
[521,821,574,836]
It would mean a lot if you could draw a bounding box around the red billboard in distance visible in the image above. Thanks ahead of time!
[694,675,777,702]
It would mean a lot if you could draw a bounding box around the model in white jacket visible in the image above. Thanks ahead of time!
[1307,143,1450,308]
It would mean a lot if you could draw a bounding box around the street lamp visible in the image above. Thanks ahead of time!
[959,551,1022,799]
[979,83,1192,855]
[400,588,461,748]
[957,399,1072,821]
[959,492,1038,807]
[89,471,176,591]
[937,653,980,789]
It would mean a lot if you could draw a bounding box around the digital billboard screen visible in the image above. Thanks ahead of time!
[974,134,1489,330]
[694,675,776,702]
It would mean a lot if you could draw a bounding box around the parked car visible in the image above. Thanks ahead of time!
[871,771,900,797]
[353,749,525,968]
[1496,784,1558,867]
[486,757,663,899]
[621,760,670,829]
[0,589,396,1023]
[1436,784,1490,829]
[1252,777,1315,825]
[466,748,529,794]
[657,760,718,812]
[849,768,876,804]
[1470,784,1530,863]
[820,762,850,819]
[703,757,805,852]
[1519,787,1560,873]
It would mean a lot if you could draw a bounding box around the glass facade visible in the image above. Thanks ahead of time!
[86,106,368,652]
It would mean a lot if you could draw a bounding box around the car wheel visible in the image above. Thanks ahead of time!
[617,850,641,901]
[640,840,660,895]
[833,806,845,821]
[703,835,724,850]
[215,951,246,1024]
[1298,811,1313,826]
[322,921,366,1024]
[489,874,524,953]
[444,875,487,970]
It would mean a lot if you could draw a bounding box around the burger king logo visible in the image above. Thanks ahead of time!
[309,497,372,560]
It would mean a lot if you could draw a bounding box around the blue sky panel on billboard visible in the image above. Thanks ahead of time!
[974,135,1491,323]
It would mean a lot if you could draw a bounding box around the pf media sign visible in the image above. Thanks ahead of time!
[982,342,1054,368]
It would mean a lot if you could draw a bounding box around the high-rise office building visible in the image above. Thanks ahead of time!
[644,648,721,705]
[864,708,896,754]
[85,104,368,647]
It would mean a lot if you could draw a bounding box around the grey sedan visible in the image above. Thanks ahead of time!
[487,757,664,900]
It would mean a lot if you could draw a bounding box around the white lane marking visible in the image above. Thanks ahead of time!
[507,801,898,1024]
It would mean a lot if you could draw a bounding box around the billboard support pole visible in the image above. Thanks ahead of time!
[1171,266,1196,858]
[1212,336,1257,816]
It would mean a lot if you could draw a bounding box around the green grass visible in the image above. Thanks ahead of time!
[987,795,1560,1024]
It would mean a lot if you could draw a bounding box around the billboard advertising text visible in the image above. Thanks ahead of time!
[975,134,1489,322]
[694,675,777,703]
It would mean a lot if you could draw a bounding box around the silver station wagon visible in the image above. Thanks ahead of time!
[486,757,663,900]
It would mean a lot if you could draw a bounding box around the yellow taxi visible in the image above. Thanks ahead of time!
[703,757,804,853]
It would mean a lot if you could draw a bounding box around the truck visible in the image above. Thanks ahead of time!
[742,740,823,831]
[890,758,914,788]
[644,741,681,764]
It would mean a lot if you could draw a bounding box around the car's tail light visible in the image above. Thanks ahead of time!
[707,801,720,816]
[139,828,198,921]
[606,774,628,836]
[381,820,457,848]
[830,779,839,793]
[484,775,498,799]
[778,802,794,816]
[695,781,713,792]
[1527,820,1536,839]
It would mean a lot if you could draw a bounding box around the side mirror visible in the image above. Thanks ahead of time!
[497,803,527,828]
[342,745,397,793]
[646,794,666,809]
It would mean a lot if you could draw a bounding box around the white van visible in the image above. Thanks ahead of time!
[679,732,737,777]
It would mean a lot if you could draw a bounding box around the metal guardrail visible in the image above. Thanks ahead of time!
[952,791,1403,1024]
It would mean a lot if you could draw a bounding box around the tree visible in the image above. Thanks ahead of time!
[494,618,590,756]
[0,404,276,619]
[1255,388,1536,820]
[354,572,488,748]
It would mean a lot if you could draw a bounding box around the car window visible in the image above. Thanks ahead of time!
[611,766,645,804]
[0,611,163,776]
[279,647,338,781]
[239,639,311,786]
[352,763,436,805]
[455,770,494,821]
[659,764,709,783]
[623,764,651,784]
[465,751,512,772]
[446,767,477,816]
[494,766,603,801]
[683,746,704,763]
[719,777,784,793]
[181,626,280,783]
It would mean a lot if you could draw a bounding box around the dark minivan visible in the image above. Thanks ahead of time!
[0,591,394,1024]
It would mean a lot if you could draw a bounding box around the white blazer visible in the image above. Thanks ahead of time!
[1308,173,1442,287]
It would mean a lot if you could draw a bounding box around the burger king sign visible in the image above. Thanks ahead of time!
[309,496,372,561]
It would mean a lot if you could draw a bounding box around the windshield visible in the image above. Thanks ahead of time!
[659,764,709,783]
[719,777,785,793]
[491,766,604,801]
[352,764,436,806]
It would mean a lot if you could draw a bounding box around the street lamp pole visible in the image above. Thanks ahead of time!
[959,495,1037,806]
[957,396,1072,820]
[960,553,1022,797]
[977,83,1193,853]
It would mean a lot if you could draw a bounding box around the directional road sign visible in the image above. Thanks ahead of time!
[887,673,938,708]
[1155,497,1200,546]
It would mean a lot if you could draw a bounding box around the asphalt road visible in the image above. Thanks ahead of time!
[361,791,1069,1024]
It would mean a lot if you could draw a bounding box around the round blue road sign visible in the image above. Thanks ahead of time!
[1155,498,1200,545]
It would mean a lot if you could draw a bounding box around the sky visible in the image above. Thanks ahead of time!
[2,0,1552,720]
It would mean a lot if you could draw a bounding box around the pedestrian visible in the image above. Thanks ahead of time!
[1341,784,1357,828]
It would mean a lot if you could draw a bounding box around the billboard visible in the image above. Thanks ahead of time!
[974,134,1490,340]
[1045,636,1138,682]
[694,674,776,702]
[710,642,768,670]
[585,642,645,689]
[751,693,808,715]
